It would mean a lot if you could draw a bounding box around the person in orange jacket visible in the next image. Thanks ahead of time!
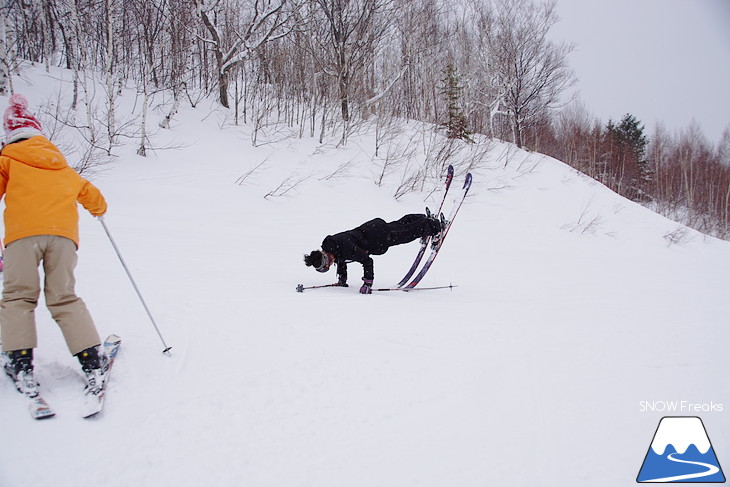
[0,94,109,400]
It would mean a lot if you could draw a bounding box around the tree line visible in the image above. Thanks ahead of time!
[534,104,730,239]
[0,0,727,238]
[0,0,575,145]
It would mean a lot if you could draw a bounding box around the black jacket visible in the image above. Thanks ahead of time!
[321,218,390,282]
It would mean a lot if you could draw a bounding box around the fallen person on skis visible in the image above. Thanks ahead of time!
[304,213,444,294]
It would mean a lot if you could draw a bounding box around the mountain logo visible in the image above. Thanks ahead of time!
[637,416,725,483]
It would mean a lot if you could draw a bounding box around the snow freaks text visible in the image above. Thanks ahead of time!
[639,401,724,413]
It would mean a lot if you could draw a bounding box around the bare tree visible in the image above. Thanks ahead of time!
[309,0,393,124]
[487,0,574,148]
[160,0,198,127]
[126,0,167,155]
[718,124,730,168]
[103,0,122,152]
[196,0,296,108]
[389,0,445,123]
[66,0,99,146]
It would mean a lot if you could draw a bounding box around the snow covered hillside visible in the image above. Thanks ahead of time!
[1,66,729,487]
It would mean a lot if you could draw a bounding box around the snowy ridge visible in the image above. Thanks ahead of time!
[0,65,728,487]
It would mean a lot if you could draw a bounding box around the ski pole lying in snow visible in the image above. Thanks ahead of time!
[296,283,341,293]
[374,284,458,292]
[296,282,458,293]
[99,216,172,355]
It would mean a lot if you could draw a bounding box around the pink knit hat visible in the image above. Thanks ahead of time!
[4,94,42,144]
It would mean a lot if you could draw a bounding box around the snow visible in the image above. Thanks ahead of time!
[1,66,729,486]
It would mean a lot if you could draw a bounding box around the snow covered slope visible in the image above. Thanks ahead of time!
[1,66,728,487]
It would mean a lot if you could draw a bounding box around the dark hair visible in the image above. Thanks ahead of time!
[304,250,323,268]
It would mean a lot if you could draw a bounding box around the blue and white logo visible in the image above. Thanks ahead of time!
[637,416,725,483]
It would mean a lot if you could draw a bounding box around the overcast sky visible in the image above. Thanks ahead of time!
[549,0,730,144]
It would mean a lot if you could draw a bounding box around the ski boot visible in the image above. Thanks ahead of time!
[423,207,436,245]
[76,345,107,396]
[431,212,449,248]
[1,348,40,398]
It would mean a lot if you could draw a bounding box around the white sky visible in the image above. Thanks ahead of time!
[550,0,730,144]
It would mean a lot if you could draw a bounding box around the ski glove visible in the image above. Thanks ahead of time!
[359,278,373,294]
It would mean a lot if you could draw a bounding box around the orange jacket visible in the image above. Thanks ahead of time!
[0,136,107,247]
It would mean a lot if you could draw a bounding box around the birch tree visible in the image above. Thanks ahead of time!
[129,0,165,155]
[67,0,98,146]
[160,0,197,127]
[0,0,12,94]
[104,0,121,151]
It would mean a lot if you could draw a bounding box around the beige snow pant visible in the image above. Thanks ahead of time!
[0,235,101,355]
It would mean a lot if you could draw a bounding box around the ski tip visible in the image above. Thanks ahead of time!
[464,173,473,188]
[31,409,56,420]
[82,409,102,419]
[28,397,56,420]
[33,412,56,420]
[104,334,121,344]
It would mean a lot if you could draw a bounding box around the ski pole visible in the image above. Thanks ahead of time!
[296,283,341,293]
[99,216,172,355]
[374,284,458,292]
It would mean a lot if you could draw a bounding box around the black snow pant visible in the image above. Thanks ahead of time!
[386,214,441,247]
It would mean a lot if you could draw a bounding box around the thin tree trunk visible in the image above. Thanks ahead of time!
[105,0,117,151]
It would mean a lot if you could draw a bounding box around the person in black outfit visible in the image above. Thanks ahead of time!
[304,214,443,294]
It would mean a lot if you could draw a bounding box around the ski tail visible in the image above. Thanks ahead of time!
[1,351,56,420]
[396,165,454,287]
[28,396,55,420]
[405,172,472,289]
[82,334,121,419]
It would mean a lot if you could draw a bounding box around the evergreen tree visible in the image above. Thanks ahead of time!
[440,63,473,142]
[609,113,648,166]
[604,114,650,199]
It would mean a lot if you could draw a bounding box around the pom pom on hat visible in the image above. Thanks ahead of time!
[4,94,43,144]
[8,93,29,110]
